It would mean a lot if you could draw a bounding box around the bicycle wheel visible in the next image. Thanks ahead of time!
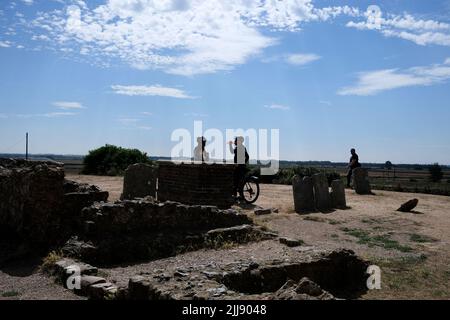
[240,180,260,204]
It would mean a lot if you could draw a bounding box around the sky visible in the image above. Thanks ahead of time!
[1,0,450,164]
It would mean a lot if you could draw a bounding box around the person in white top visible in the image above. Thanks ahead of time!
[194,136,209,163]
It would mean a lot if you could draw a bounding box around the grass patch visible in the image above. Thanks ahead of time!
[303,216,327,223]
[340,228,413,253]
[1,291,20,298]
[409,234,437,243]
[328,219,342,225]
[41,250,64,273]
[365,254,450,298]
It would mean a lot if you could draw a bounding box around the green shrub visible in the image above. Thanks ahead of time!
[429,163,443,182]
[82,144,151,176]
[273,166,340,186]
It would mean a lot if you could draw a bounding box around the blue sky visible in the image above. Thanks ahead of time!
[1,0,450,164]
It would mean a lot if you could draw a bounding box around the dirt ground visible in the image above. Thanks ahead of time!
[1,174,449,300]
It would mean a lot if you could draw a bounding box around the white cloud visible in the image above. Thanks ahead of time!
[117,117,140,125]
[52,101,86,109]
[141,112,153,116]
[347,6,450,46]
[15,112,77,118]
[137,126,152,131]
[286,53,321,66]
[22,0,34,5]
[43,112,77,118]
[319,100,332,106]
[111,85,195,99]
[25,0,359,76]
[0,114,7,119]
[338,58,450,96]
[117,117,152,131]
[264,104,290,111]
[0,41,12,48]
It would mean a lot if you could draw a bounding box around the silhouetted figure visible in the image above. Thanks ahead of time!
[229,136,249,197]
[194,136,209,162]
[347,148,361,187]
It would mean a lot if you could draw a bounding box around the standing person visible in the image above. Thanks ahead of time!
[194,136,209,162]
[229,136,249,198]
[347,148,361,187]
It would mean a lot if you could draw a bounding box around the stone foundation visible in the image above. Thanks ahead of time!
[66,199,272,265]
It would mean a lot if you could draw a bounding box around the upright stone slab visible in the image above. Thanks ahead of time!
[312,173,331,212]
[121,163,157,200]
[331,180,346,209]
[352,168,372,195]
[292,175,315,213]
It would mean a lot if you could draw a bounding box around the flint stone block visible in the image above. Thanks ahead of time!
[353,168,372,195]
[331,180,346,209]
[312,173,331,212]
[292,175,315,213]
[397,199,419,212]
[121,163,157,200]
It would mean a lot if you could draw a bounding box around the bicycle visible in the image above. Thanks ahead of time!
[237,174,260,204]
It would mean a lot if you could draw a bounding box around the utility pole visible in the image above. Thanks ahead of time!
[26,132,28,160]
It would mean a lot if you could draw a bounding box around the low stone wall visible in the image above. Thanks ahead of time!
[0,159,65,247]
[66,199,262,265]
[158,162,236,208]
[0,158,108,261]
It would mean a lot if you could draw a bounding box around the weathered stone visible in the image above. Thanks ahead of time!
[205,225,272,244]
[128,276,152,300]
[121,163,157,200]
[80,276,107,289]
[397,199,419,212]
[272,278,335,300]
[331,179,347,209]
[63,180,109,202]
[353,168,372,195]
[254,208,272,215]
[61,237,97,260]
[88,282,118,300]
[279,237,303,247]
[312,173,332,212]
[292,175,315,213]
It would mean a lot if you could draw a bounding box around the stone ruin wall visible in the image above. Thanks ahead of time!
[0,159,265,265]
[121,162,237,209]
[65,200,268,265]
[0,159,108,261]
[157,162,236,208]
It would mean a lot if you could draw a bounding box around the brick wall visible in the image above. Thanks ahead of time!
[158,161,236,208]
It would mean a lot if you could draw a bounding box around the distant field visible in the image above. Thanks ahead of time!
[331,166,450,196]
[49,157,450,196]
